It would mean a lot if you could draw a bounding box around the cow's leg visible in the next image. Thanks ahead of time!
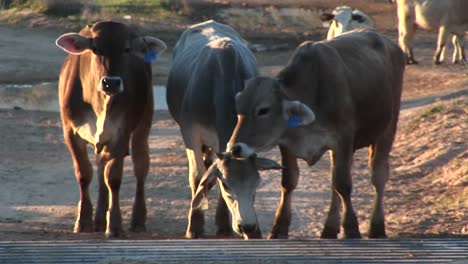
[321,157,342,239]
[94,156,108,232]
[452,33,466,64]
[64,129,94,233]
[434,26,448,65]
[185,146,206,238]
[129,112,152,232]
[206,148,233,238]
[215,192,233,237]
[129,136,150,232]
[329,143,361,239]
[101,152,125,238]
[398,21,417,64]
[268,145,299,239]
[367,122,396,238]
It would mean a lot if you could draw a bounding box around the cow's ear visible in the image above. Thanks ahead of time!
[282,100,316,127]
[55,33,90,55]
[141,36,167,54]
[320,13,335,22]
[190,161,220,210]
[132,36,167,62]
[255,157,282,171]
[352,13,366,23]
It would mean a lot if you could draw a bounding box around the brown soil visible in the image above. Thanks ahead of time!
[0,1,466,241]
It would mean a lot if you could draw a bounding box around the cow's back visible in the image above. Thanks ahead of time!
[280,29,405,149]
[167,20,257,148]
[332,30,405,146]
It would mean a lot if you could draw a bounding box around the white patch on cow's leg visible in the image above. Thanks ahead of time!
[434,26,448,64]
[451,34,465,64]
[185,147,207,238]
[104,157,124,238]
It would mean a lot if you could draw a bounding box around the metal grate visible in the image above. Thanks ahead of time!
[1,239,467,264]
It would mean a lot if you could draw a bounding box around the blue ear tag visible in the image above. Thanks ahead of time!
[287,115,302,127]
[144,50,158,62]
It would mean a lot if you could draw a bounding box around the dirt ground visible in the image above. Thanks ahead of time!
[0,2,466,241]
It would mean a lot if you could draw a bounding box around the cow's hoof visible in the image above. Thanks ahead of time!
[105,228,124,238]
[74,222,93,233]
[185,230,202,239]
[369,222,386,239]
[130,224,146,233]
[320,230,338,239]
[320,226,340,239]
[267,232,288,239]
[94,220,106,232]
[216,227,233,238]
[243,229,262,240]
[369,232,387,239]
[344,231,362,239]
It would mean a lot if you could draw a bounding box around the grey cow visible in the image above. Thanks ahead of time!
[228,29,406,239]
[166,20,279,239]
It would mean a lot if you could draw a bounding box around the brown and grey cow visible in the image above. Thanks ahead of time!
[166,20,281,239]
[55,21,166,237]
[191,150,281,239]
[228,29,406,239]
[395,0,468,64]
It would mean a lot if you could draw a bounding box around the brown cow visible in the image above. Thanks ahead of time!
[55,21,166,237]
[228,29,405,239]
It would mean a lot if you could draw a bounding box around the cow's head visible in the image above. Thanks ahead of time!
[227,77,316,155]
[320,6,374,39]
[55,21,166,96]
[191,150,281,239]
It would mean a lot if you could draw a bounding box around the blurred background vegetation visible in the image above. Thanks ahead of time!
[0,0,187,23]
[0,0,396,46]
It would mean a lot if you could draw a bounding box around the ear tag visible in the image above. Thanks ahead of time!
[287,115,302,127]
[144,50,158,62]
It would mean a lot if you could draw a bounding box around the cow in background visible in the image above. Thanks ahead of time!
[320,6,374,40]
[166,20,281,239]
[395,0,468,64]
[55,21,166,237]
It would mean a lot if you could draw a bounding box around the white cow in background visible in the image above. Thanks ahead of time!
[395,0,468,64]
[320,6,374,40]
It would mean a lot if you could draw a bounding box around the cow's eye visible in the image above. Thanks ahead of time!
[124,47,131,53]
[257,107,270,117]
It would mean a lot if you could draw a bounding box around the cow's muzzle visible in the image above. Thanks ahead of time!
[98,76,123,96]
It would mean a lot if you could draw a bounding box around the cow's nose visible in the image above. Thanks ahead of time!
[100,76,123,95]
[238,224,257,234]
